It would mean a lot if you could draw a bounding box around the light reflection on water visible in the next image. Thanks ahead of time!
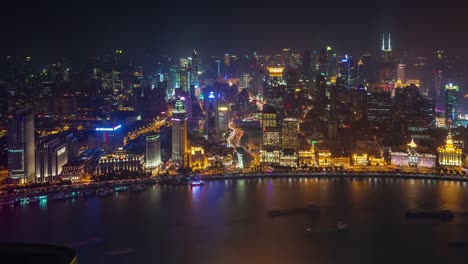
[3,178,468,264]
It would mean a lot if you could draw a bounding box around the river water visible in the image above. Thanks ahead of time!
[2,177,468,264]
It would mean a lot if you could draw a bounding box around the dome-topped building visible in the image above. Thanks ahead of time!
[437,132,462,167]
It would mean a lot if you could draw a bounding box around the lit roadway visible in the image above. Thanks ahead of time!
[124,117,168,145]
[227,121,247,169]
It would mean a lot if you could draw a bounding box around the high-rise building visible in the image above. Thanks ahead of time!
[216,104,229,136]
[433,69,443,109]
[266,67,285,110]
[397,64,407,84]
[366,92,391,123]
[7,107,35,184]
[260,105,281,165]
[92,124,123,153]
[172,99,188,167]
[445,83,459,121]
[240,73,250,88]
[379,33,394,83]
[190,50,199,87]
[145,134,161,169]
[35,136,68,183]
[281,118,298,150]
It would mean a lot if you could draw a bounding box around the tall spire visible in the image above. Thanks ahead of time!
[382,33,385,51]
[388,33,391,51]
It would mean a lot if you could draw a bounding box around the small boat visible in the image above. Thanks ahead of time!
[97,188,115,197]
[130,184,146,192]
[190,180,205,186]
[114,186,129,192]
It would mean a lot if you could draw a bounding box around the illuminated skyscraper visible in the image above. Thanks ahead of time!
[145,134,161,169]
[379,33,394,83]
[216,104,229,136]
[266,67,285,108]
[282,118,298,150]
[445,83,459,121]
[397,64,407,84]
[260,105,281,165]
[35,136,68,183]
[179,58,189,92]
[190,49,198,87]
[8,107,35,184]
[172,100,188,167]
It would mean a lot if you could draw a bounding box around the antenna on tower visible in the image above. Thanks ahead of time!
[388,33,391,51]
[382,33,385,51]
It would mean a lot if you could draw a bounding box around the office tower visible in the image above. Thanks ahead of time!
[318,46,328,76]
[397,64,407,84]
[65,133,80,161]
[433,69,443,108]
[282,48,291,67]
[282,118,298,150]
[190,50,199,87]
[358,52,372,85]
[285,68,299,97]
[92,124,123,153]
[266,67,285,108]
[260,105,281,165]
[240,73,250,88]
[145,134,161,169]
[366,92,391,123]
[216,104,229,136]
[178,58,189,92]
[445,83,459,121]
[179,68,188,93]
[315,73,327,104]
[8,107,35,184]
[337,55,355,91]
[172,99,188,167]
[35,136,68,183]
[168,65,179,92]
[379,33,394,83]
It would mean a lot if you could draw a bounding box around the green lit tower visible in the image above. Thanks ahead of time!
[445,83,459,121]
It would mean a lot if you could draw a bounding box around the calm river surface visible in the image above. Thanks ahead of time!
[2,177,468,264]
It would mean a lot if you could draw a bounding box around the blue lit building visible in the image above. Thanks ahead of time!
[90,124,123,153]
[7,107,35,184]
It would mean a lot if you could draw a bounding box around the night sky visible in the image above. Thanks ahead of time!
[2,0,468,60]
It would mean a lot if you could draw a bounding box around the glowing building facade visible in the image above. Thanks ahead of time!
[172,100,188,167]
[145,134,161,169]
[189,146,207,170]
[438,132,462,167]
[7,107,35,184]
[390,139,436,168]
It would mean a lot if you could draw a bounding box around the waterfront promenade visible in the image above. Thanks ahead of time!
[2,170,468,201]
